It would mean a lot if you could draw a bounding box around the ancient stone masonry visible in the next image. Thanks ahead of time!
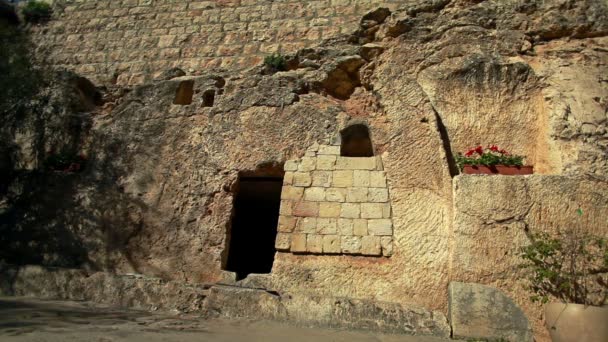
[275,142,394,257]
[33,0,404,85]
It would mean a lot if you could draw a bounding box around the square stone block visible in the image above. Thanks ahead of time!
[335,157,376,170]
[338,219,354,235]
[323,235,341,254]
[279,200,292,216]
[281,186,303,201]
[284,172,294,185]
[275,233,291,251]
[368,188,389,203]
[318,145,340,155]
[298,157,316,172]
[353,170,370,187]
[293,201,319,217]
[341,236,362,254]
[353,219,368,236]
[360,203,388,219]
[297,217,317,233]
[291,233,307,252]
[316,155,337,170]
[369,171,387,187]
[293,172,312,187]
[340,203,360,218]
[381,237,393,257]
[306,142,319,152]
[347,187,368,202]
[326,188,346,202]
[317,218,337,234]
[306,234,323,253]
[368,219,393,236]
[319,202,341,218]
[278,215,296,232]
[284,160,299,171]
[332,170,353,187]
[304,187,325,201]
[312,171,332,187]
[361,236,381,256]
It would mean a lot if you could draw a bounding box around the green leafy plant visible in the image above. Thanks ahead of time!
[454,145,524,171]
[22,1,52,24]
[264,53,287,72]
[519,209,608,306]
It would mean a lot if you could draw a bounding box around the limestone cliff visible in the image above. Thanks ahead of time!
[1,1,607,341]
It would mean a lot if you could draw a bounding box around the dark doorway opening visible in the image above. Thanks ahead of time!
[225,176,283,280]
[340,124,374,157]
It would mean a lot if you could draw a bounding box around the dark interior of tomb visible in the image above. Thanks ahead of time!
[225,176,283,280]
[340,124,374,157]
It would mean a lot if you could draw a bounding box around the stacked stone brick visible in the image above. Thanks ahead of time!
[275,143,393,257]
[30,0,402,86]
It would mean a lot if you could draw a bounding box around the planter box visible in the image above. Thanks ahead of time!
[462,165,533,175]
[545,303,608,342]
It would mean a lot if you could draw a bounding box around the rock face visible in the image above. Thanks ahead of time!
[1,1,608,341]
[448,281,534,342]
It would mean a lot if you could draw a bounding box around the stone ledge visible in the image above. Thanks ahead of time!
[1,265,450,338]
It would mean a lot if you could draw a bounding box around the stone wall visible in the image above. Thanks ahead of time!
[451,175,608,342]
[33,0,402,85]
[276,142,394,256]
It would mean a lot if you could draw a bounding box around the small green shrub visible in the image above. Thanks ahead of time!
[22,1,52,24]
[519,209,608,306]
[264,53,287,72]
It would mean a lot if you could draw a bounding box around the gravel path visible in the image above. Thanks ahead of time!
[0,297,450,342]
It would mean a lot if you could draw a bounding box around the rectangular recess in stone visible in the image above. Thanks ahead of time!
[173,80,194,105]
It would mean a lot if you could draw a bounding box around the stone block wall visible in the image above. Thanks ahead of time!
[275,142,394,257]
[32,0,404,85]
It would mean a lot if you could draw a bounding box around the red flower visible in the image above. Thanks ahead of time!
[475,145,484,155]
[465,149,475,157]
[499,149,509,155]
[489,145,499,152]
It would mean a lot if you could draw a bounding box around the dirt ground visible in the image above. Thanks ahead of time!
[0,297,450,342]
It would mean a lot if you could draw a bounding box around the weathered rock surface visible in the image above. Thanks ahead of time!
[0,265,450,337]
[1,1,608,342]
[448,281,533,342]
